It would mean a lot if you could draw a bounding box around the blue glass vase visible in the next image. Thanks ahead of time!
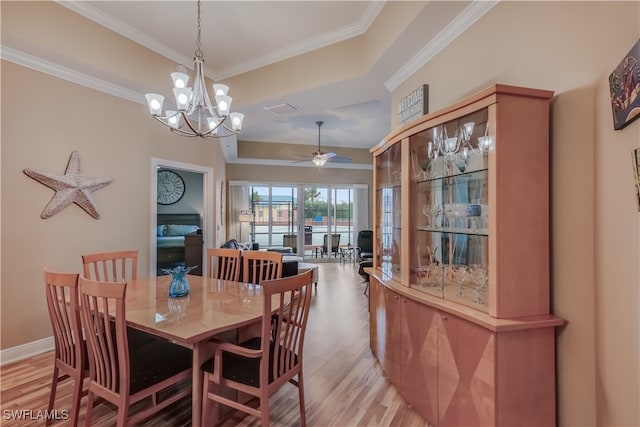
[162,265,197,298]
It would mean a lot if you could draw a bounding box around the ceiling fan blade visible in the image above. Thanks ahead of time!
[327,156,352,163]
[324,152,337,159]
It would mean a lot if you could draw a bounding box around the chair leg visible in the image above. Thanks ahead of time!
[70,374,83,427]
[297,371,307,427]
[260,392,270,426]
[201,373,219,425]
[116,404,128,427]
[84,392,95,427]
[46,367,59,426]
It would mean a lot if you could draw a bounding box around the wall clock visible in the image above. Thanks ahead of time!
[157,170,185,205]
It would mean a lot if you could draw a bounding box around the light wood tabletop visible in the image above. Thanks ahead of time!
[124,275,268,427]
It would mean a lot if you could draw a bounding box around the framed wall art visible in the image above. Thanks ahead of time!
[632,148,640,211]
[609,38,640,130]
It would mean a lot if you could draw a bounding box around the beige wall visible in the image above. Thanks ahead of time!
[392,2,639,426]
[1,62,227,349]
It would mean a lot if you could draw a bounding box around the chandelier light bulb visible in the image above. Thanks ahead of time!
[215,95,232,116]
[230,113,244,131]
[213,84,229,96]
[171,72,189,89]
[166,111,180,128]
[145,94,164,115]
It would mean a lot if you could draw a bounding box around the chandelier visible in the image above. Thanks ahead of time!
[144,0,244,138]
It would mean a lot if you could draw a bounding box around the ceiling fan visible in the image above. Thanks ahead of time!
[293,121,352,167]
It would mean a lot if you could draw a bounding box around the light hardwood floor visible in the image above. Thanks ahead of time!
[0,262,432,427]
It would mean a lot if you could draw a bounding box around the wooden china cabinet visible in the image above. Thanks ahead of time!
[368,84,565,426]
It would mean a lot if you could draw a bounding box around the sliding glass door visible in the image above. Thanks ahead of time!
[246,183,359,258]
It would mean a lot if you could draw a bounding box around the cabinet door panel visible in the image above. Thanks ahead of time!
[369,277,386,362]
[438,314,495,427]
[398,297,438,423]
[384,289,404,380]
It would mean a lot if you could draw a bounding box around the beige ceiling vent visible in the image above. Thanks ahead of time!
[263,102,299,115]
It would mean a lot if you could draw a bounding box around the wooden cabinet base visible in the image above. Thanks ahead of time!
[369,275,559,427]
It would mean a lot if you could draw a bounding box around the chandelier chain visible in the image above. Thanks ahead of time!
[195,0,203,59]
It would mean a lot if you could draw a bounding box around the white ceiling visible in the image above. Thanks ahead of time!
[57,0,497,163]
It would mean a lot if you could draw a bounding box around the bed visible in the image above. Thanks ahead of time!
[157,213,203,274]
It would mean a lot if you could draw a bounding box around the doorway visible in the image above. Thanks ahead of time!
[150,158,214,277]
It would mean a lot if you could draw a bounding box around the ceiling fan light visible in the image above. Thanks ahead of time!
[312,156,327,167]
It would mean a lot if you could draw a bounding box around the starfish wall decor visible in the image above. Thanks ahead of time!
[23,151,113,219]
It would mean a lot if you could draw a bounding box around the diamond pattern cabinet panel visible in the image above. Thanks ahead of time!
[396,294,439,422]
[438,313,495,427]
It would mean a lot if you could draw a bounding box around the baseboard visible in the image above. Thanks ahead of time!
[0,337,54,366]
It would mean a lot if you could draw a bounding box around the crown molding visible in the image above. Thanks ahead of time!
[385,0,498,92]
[55,0,385,81]
[1,45,144,105]
[216,1,386,79]
[56,1,195,74]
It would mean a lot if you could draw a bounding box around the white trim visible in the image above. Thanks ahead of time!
[151,158,214,277]
[1,45,145,105]
[56,1,195,74]
[385,0,498,92]
[226,157,372,170]
[0,337,54,366]
[216,1,386,79]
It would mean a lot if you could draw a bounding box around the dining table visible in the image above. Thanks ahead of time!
[123,274,270,427]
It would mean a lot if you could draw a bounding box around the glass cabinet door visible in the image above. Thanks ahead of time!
[409,108,492,311]
[376,144,402,281]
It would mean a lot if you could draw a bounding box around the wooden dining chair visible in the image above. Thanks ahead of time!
[207,248,241,281]
[242,250,283,285]
[81,249,157,348]
[78,276,193,427]
[81,250,138,282]
[44,269,86,427]
[201,270,314,426]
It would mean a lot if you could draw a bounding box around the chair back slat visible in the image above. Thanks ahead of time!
[44,270,83,371]
[82,250,138,282]
[262,270,313,381]
[207,248,241,281]
[44,269,87,426]
[242,251,282,284]
[79,278,129,396]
